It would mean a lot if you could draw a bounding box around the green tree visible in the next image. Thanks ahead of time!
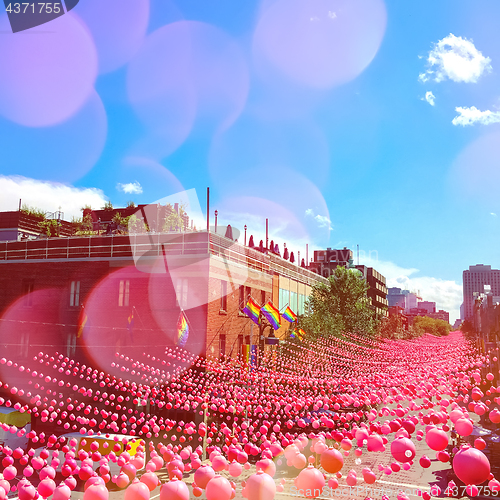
[21,204,46,219]
[300,266,377,338]
[126,201,136,208]
[39,219,59,237]
[79,213,94,234]
[460,319,474,334]
[162,203,186,232]
[413,316,451,336]
[101,201,113,211]
[113,212,148,234]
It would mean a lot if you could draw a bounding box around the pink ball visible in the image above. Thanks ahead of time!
[116,472,131,489]
[122,463,138,481]
[426,428,449,451]
[37,479,56,499]
[320,448,344,473]
[489,409,500,424]
[40,466,56,480]
[84,477,105,491]
[211,455,227,472]
[64,476,77,490]
[18,483,37,500]
[124,481,150,500]
[205,475,232,500]
[246,471,277,500]
[453,447,490,485]
[455,418,473,437]
[228,461,243,478]
[52,484,71,500]
[140,471,159,492]
[84,484,109,500]
[346,474,357,486]
[390,437,416,463]
[294,466,325,499]
[363,469,377,484]
[160,478,189,500]
[474,438,486,450]
[292,453,307,469]
[2,466,16,480]
[256,458,276,477]
[366,434,385,452]
[194,465,215,489]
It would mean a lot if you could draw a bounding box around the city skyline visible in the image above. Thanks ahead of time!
[2,0,500,323]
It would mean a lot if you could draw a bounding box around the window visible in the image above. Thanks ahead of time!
[261,289,266,306]
[67,332,76,358]
[220,281,228,311]
[18,331,29,358]
[175,279,188,309]
[239,285,245,311]
[22,281,34,307]
[70,281,80,307]
[219,334,226,360]
[118,280,130,307]
[290,291,298,312]
[237,334,243,358]
[279,288,289,309]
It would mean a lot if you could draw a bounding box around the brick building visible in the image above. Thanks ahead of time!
[0,231,327,372]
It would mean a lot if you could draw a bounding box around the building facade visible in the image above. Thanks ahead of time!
[463,265,500,320]
[0,231,327,370]
[388,287,405,308]
[418,301,436,314]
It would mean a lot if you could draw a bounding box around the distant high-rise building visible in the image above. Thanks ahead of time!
[463,265,500,320]
[388,287,405,308]
[404,292,418,313]
[418,301,436,314]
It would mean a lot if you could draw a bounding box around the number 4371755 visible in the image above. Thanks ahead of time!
[6,3,62,14]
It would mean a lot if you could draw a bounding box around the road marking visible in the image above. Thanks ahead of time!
[378,479,430,491]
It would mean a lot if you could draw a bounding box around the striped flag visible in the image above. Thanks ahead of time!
[290,328,306,341]
[260,301,281,330]
[76,305,88,339]
[282,306,297,323]
[127,309,135,341]
[176,311,189,347]
[242,297,261,325]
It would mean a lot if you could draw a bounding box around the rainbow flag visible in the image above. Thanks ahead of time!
[242,344,250,367]
[261,301,281,330]
[242,297,261,325]
[76,305,88,339]
[127,309,135,341]
[282,306,297,323]
[176,311,189,347]
[290,328,306,341]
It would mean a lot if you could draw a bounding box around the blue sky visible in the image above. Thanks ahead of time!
[2,0,500,322]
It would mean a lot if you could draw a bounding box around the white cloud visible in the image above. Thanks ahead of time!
[117,181,143,194]
[423,91,436,106]
[0,175,107,220]
[491,212,497,217]
[419,33,492,84]
[305,208,333,230]
[452,106,500,126]
[360,255,462,323]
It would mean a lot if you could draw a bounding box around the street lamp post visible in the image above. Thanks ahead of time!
[244,225,247,246]
[215,210,218,235]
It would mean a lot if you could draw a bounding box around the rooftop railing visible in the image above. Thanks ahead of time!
[0,231,328,285]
